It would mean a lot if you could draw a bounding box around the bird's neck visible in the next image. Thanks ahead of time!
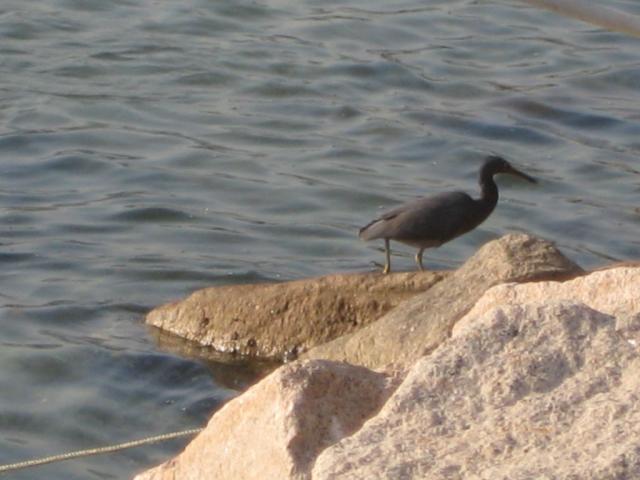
[479,176,499,211]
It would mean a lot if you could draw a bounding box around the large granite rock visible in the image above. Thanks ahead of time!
[313,299,640,479]
[134,360,396,480]
[453,265,640,338]
[304,233,582,370]
[146,270,445,360]
[137,265,640,480]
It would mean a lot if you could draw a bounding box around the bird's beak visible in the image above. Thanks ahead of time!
[507,165,537,184]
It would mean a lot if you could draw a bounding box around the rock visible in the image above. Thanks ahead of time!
[453,265,640,338]
[146,271,445,360]
[137,262,640,480]
[312,301,640,479]
[133,360,396,480]
[304,233,582,370]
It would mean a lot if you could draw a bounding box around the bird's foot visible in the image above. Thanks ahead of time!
[372,261,390,274]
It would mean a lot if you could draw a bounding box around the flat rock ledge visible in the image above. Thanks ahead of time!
[147,234,581,364]
[147,266,446,360]
[136,264,640,480]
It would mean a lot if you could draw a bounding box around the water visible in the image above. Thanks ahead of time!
[1,0,639,477]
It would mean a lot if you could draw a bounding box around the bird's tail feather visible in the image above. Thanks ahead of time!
[358,219,380,240]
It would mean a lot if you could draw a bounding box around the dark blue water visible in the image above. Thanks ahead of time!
[1,0,639,478]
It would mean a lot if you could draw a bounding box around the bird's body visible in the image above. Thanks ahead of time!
[360,191,492,247]
[359,155,536,273]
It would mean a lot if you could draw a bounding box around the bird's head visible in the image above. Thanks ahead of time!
[482,155,537,183]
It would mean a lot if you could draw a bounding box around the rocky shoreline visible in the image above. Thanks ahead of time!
[135,234,640,479]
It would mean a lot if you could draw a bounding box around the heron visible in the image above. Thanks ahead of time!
[359,155,537,274]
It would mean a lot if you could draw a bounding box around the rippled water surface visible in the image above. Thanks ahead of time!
[1,0,640,477]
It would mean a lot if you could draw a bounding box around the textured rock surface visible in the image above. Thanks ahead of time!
[313,301,640,479]
[136,263,640,480]
[304,233,582,369]
[146,270,445,359]
[454,265,640,338]
[134,360,395,480]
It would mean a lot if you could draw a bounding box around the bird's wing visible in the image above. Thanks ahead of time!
[359,191,478,243]
[358,202,409,240]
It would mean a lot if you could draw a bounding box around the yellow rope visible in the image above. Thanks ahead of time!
[0,427,203,474]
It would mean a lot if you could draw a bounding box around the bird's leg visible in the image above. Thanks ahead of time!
[383,238,391,274]
[415,248,425,271]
